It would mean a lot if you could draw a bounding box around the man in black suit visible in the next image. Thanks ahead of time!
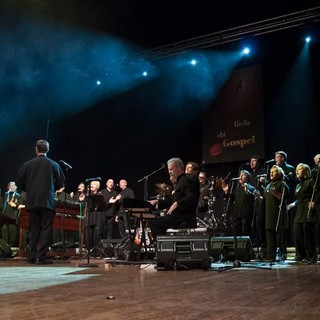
[100,179,121,239]
[149,158,199,238]
[117,179,135,238]
[16,139,65,264]
[248,156,266,251]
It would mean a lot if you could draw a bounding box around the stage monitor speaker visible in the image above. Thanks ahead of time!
[210,236,253,262]
[156,234,210,270]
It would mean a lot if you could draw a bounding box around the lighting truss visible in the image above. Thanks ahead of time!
[113,6,320,64]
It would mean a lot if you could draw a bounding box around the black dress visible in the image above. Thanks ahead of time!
[229,183,255,238]
[264,180,289,259]
[293,178,317,260]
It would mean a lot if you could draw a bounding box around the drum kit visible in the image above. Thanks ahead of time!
[153,180,230,232]
[154,183,173,200]
[197,177,231,232]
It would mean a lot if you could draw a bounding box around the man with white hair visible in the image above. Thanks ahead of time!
[86,180,105,249]
[149,158,199,239]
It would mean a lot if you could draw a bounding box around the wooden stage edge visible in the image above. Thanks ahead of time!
[1,256,320,320]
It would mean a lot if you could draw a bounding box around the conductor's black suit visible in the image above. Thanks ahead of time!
[16,153,65,262]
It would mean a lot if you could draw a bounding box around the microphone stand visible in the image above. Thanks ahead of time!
[274,181,287,263]
[251,175,266,260]
[136,164,165,260]
[264,163,272,181]
[212,180,271,272]
[307,167,319,219]
[55,165,71,264]
[275,182,286,232]
[138,164,166,201]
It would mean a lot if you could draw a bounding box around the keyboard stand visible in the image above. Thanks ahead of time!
[126,208,157,261]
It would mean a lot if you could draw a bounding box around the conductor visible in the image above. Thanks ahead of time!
[16,139,65,264]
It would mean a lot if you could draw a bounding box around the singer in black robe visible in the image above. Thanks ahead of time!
[289,163,319,263]
[264,165,289,261]
[223,170,255,240]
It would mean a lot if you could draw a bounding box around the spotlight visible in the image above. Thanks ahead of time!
[305,36,311,43]
[142,71,148,77]
[190,59,197,65]
[242,47,250,55]
[96,80,101,85]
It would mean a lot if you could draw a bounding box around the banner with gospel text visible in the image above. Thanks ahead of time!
[203,65,264,164]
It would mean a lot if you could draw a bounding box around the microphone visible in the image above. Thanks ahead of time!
[199,160,205,168]
[231,177,240,181]
[284,172,294,178]
[85,177,102,183]
[161,163,166,169]
[265,159,274,164]
[59,160,72,170]
[242,162,250,166]
[256,174,267,178]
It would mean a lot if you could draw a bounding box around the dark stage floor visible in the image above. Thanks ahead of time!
[0,256,320,320]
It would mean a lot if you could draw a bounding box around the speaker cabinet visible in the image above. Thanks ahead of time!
[156,234,210,270]
[210,236,253,262]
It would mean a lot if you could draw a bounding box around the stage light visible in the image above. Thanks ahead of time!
[96,80,101,85]
[190,59,197,65]
[142,71,148,77]
[305,36,311,43]
[242,47,250,55]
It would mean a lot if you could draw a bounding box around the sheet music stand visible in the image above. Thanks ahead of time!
[79,193,108,267]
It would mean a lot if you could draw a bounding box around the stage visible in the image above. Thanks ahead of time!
[0,257,319,319]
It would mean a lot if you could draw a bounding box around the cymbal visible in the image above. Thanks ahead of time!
[155,183,172,191]
[155,188,172,196]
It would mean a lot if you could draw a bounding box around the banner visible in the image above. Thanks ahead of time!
[203,65,264,164]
